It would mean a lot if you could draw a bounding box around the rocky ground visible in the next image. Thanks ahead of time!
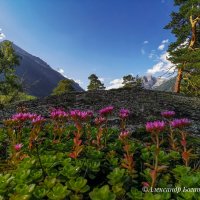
[0,88,200,134]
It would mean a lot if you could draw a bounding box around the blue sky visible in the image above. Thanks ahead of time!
[0,0,175,89]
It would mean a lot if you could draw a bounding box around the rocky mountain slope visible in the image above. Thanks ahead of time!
[1,41,84,97]
[142,75,167,89]
[1,88,200,134]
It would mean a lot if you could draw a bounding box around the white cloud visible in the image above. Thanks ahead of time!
[147,62,164,74]
[158,44,165,51]
[147,52,176,75]
[99,77,104,82]
[143,40,149,44]
[162,39,169,44]
[106,78,124,90]
[157,39,169,51]
[141,48,145,55]
[0,32,6,40]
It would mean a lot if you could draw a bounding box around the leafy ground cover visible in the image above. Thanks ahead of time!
[0,93,36,108]
[0,107,200,200]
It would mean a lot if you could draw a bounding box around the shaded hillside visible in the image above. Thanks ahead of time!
[1,40,84,97]
[1,88,200,134]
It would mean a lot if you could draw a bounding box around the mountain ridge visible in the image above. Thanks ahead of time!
[1,40,84,97]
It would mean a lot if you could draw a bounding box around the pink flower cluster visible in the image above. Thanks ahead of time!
[11,113,35,122]
[9,112,46,126]
[99,106,114,116]
[161,110,175,118]
[170,118,191,128]
[14,143,23,151]
[50,109,68,119]
[32,115,45,125]
[119,109,130,119]
[11,113,41,123]
[70,110,93,121]
[146,121,165,133]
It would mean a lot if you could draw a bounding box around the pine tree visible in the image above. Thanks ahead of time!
[165,0,200,95]
[87,74,105,91]
[135,75,143,88]
[52,79,75,95]
[122,74,136,88]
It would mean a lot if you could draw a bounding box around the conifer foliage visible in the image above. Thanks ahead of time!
[122,74,142,88]
[165,0,200,96]
[122,75,136,88]
[52,79,75,95]
[87,74,105,91]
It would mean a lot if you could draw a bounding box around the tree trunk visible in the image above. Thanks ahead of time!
[174,68,183,93]
[175,15,199,93]
[189,20,197,49]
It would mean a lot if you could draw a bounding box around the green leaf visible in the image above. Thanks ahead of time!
[144,193,162,200]
[127,188,143,200]
[15,169,31,184]
[15,184,35,195]
[47,183,70,200]
[60,165,80,179]
[33,187,48,199]
[107,168,125,185]
[67,177,90,193]
[9,194,31,200]
[44,177,57,189]
[172,165,191,178]
[89,185,116,200]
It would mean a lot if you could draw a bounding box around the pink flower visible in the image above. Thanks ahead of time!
[94,117,106,125]
[119,109,130,119]
[50,109,68,119]
[11,112,39,122]
[86,110,94,117]
[14,143,23,151]
[11,113,31,122]
[170,118,191,129]
[29,113,38,120]
[32,115,45,125]
[70,110,93,121]
[70,110,79,119]
[99,106,114,116]
[79,111,93,120]
[145,121,165,133]
[161,111,175,118]
[119,130,129,140]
